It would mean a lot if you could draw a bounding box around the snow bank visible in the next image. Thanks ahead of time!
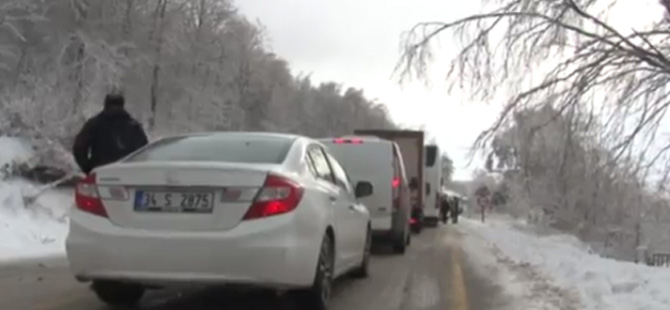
[460,215,670,310]
[458,223,530,308]
[0,137,71,262]
[458,217,575,310]
[0,136,33,171]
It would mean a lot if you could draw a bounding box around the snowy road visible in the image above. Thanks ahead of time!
[0,225,510,310]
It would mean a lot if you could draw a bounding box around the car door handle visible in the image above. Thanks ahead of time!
[329,196,337,202]
[348,205,357,211]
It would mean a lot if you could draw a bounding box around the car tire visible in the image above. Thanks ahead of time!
[294,233,334,310]
[392,226,407,254]
[91,280,144,307]
[412,217,423,234]
[411,210,424,234]
[352,227,371,278]
[392,239,406,254]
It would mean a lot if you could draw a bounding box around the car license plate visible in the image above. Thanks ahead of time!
[134,190,214,213]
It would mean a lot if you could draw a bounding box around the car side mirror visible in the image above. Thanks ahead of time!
[409,177,419,190]
[355,181,374,198]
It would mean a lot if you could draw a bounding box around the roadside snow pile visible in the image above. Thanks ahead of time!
[0,136,33,172]
[0,136,72,262]
[460,216,670,310]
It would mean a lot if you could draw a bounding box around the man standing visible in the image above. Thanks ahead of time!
[450,197,460,223]
[439,194,450,224]
[72,94,148,174]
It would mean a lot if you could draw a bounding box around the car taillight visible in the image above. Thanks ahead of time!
[75,174,108,218]
[333,138,363,144]
[243,174,304,220]
[392,177,400,188]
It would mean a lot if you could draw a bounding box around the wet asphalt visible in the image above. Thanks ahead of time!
[0,224,509,310]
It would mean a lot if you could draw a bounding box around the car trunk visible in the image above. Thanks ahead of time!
[94,161,273,232]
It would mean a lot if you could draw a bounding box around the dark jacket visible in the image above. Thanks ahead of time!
[72,108,148,174]
[440,195,450,212]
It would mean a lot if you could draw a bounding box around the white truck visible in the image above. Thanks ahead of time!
[353,129,426,233]
[423,144,442,226]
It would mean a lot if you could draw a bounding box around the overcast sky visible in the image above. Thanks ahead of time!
[236,0,494,180]
[236,0,660,181]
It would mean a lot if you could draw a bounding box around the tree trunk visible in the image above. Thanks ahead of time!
[12,44,27,89]
[70,0,89,113]
[123,0,135,39]
[191,0,207,77]
[148,0,168,130]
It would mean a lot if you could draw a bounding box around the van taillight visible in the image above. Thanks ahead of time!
[333,138,363,144]
[392,177,400,208]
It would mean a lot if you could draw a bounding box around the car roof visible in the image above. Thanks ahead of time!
[146,131,309,162]
[154,131,303,141]
[318,135,391,144]
[112,131,310,173]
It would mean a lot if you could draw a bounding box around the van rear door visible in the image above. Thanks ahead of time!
[320,138,394,229]
[391,143,410,227]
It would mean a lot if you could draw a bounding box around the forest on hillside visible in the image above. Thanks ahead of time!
[0,0,396,170]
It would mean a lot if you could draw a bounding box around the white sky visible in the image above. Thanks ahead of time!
[236,0,494,181]
[236,0,661,181]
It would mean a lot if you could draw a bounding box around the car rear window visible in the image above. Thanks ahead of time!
[125,135,294,164]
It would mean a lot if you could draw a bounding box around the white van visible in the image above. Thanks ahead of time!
[423,144,442,226]
[319,136,411,254]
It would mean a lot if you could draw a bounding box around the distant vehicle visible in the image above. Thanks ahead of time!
[353,129,425,234]
[66,132,374,310]
[319,136,411,254]
[423,144,442,227]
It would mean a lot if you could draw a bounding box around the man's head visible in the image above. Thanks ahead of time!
[103,94,125,111]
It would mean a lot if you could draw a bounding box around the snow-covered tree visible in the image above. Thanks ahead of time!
[397,0,670,261]
[0,0,397,172]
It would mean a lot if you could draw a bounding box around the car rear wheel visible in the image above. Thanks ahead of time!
[294,233,334,310]
[91,280,144,307]
[411,209,424,234]
[352,227,371,278]
[412,219,423,234]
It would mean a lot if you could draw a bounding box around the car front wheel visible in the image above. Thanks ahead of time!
[91,280,144,307]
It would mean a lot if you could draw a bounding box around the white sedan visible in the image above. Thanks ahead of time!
[66,132,373,310]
